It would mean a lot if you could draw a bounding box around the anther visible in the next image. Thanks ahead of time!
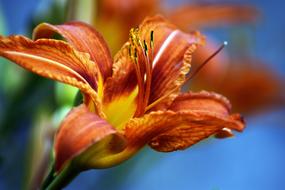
[134,48,138,64]
[150,31,154,49]
[143,40,148,55]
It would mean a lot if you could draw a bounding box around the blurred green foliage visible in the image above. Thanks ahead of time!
[0,1,73,189]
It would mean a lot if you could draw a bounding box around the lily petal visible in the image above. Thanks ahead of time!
[102,43,139,129]
[169,91,236,138]
[0,35,104,116]
[124,108,244,152]
[0,36,95,92]
[147,91,244,151]
[149,111,243,152]
[138,15,205,110]
[54,104,126,172]
[34,21,113,82]
[167,5,259,31]
[168,91,232,116]
[148,43,198,111]
[172,91,243,138]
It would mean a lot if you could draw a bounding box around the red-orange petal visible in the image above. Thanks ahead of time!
[169,91,232,116]
[124,109,244,152]
[169,91,237,138]
[148,43,198,111]
[103,42,138,103]
[101,42,139,129]
[54,104,126,172]
[0,35,100,96]
[146,91,245,151]
[33,21,113,82]
[149,111,244,152]
[178,91,241,129]
[138,15,205,110]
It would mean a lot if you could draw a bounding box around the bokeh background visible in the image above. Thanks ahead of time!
[0,0,285,189]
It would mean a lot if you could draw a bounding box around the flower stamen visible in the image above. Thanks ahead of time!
[128,39,144,115]
[129,29,155,116]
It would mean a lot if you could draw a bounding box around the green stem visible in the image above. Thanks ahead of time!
[41,165,56,190]
[44,163,80,190]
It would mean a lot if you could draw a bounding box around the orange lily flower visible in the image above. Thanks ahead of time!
[0,16,244,173]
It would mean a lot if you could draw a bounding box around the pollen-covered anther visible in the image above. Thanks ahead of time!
[143,40,148,56]
[129,28,141,47]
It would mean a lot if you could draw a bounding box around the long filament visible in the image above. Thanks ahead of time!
[146,41,228,111]
[185,41,228,82]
